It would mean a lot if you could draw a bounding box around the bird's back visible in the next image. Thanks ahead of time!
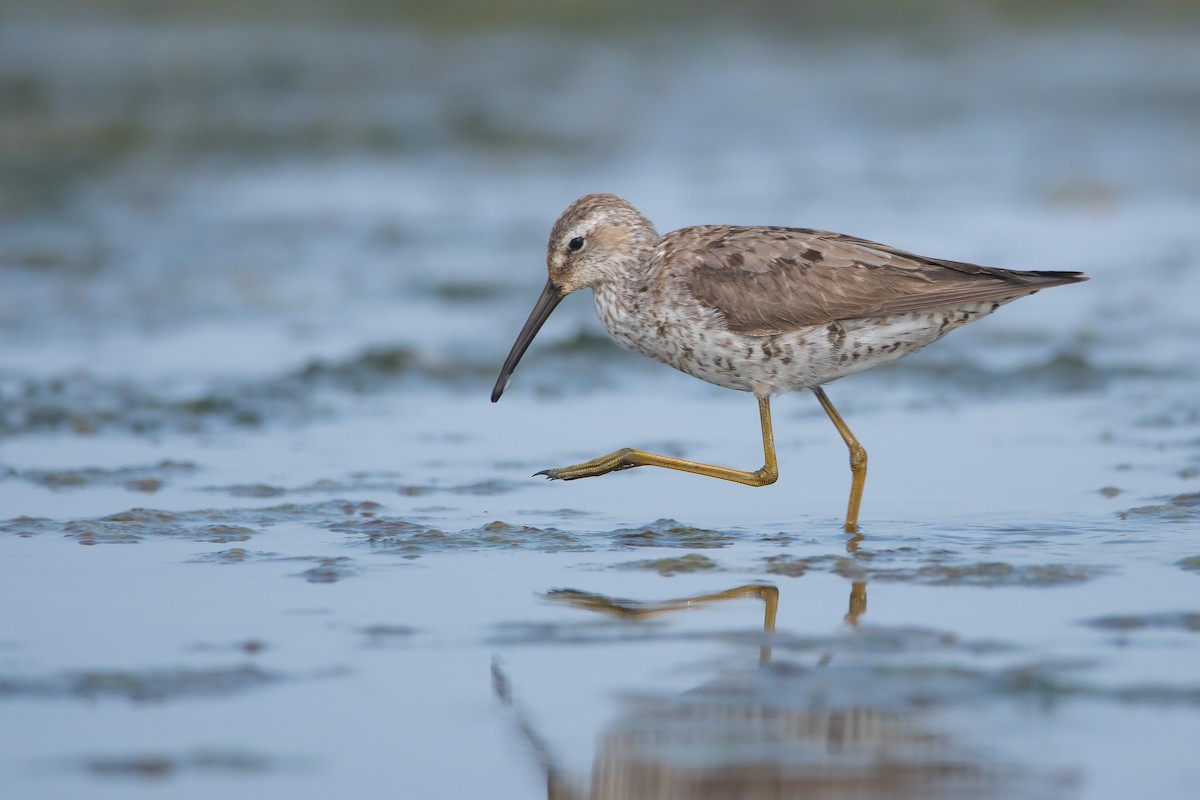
[656,225,1085,336]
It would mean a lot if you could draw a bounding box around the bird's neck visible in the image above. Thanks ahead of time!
[588,226,658,346]
[591,255,656,358]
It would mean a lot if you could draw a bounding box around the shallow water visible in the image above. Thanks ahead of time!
[2,4,1199,798]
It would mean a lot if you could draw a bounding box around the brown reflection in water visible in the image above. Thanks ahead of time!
[843,533,868,629]
[496,581,1058,800]
[845,582,868,628]
[547,583,778,666]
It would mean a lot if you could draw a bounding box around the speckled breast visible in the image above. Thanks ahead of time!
[593,285,1010,397]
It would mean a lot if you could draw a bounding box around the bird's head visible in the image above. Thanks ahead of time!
[491,194,657,402]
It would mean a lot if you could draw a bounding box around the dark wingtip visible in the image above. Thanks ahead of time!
[1040,270,1089,285]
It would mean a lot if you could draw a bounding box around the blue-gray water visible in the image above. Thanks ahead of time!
[2,4,1199,798]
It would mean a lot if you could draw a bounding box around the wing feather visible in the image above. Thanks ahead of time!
[675,226,1085,335]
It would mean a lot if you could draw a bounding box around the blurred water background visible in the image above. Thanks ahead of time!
[2,1,1199,798]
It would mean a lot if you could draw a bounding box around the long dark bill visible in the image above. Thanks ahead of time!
[491,279,565,402]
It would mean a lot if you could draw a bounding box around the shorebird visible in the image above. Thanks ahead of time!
[491,194,1086,533]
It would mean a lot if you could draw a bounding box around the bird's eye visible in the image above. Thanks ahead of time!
[567,236,585,253]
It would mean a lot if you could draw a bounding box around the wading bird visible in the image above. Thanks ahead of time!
[492,194,1086,532]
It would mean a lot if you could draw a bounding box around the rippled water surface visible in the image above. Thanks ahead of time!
[2,3,1199,798]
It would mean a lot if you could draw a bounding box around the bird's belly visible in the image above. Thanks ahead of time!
[599,297,1006,397]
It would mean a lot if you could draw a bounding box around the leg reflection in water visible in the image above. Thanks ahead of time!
[493,579,1051,799]
[545,583,779,666]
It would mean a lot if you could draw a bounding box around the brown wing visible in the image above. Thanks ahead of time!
[675,226,1087,335]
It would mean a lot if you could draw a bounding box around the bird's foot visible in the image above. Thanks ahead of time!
[535,448,641,481]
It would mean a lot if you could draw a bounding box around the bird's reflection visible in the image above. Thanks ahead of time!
[546,583,780,665]
[495,579,1048,800]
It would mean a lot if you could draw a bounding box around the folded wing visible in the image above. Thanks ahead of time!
[678,226,1086,335]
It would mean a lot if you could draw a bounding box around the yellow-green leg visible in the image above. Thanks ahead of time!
[538,395,779,487]
[812,386,867,534]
